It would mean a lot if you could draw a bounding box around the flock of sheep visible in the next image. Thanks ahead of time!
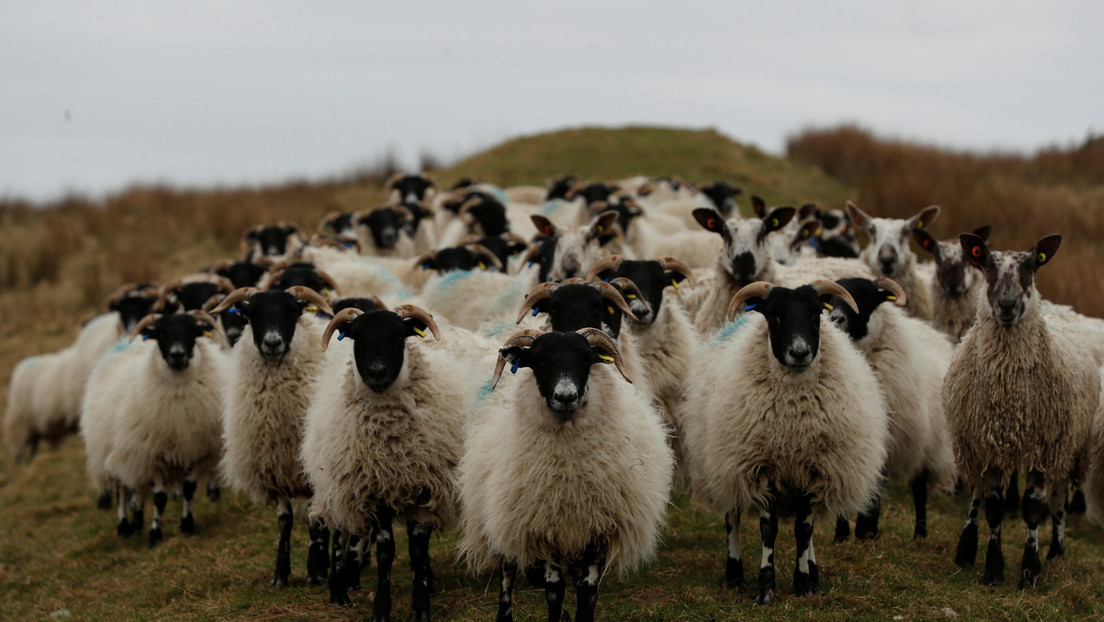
[6,171,1104,621]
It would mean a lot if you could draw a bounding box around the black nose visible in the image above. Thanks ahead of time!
[998,299,1016,311]
[733,252,756,279]
[379,230,398,247]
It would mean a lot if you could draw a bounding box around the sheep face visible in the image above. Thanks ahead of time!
[826,278,903,341]
[531,212,618,282]
[268,262,332,294]
[848,202,940,278]
[471,234,527,270]
[165,282,225,313]
[236,291,308,363]
[318,212,357,239]
[499,331,608,421]
[961,233,1061,328]
[216,261,268,289]
[699,182,742,217]
[544,174,580,201]
[333,310,430,393]
[529,284,622,337]
[568,182,617,206]
[389,174,436,206]
[462,198,510,237]
[814,208,860,258]
[913,226,991,300]
[591,196,643,237]
[358,207,408,250]
[400,200,432,236]
[112,294,158,335]
[589,259,690,326]
[419,245,500,274]
[247,225,299,258]
[693,206,796,284]
[742,285,830,372]
[136,314,214,372]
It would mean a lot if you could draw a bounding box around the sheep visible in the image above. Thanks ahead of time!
[303,305,475,618]
[459,327,673,622]
[944,233,1099,589]
[822,277,956,541]
[847,202,941,321]
[650,180,741,230]
[1083,367,1104,525]
[94,312,228,546]
[355,205,417,258]
[750,197,819,266]
[385,171,438,206]
[811,206,860,258]
[211,285,336,587]
[240,222,307,262]
[529,211,620,282]
[681,280,888,604]
[255,260,341,298]
[154,274,237,313]
[513,278,641,339]
[316,211,358,240]
[912,225,993,342]
[414,243,504,274]
[208,258,270,289]
[435,190,514,248]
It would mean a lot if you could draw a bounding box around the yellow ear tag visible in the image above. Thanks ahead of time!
[626,294,637,299]
[823,302,834,311]
[671,278,680,290]
[598,354,615,364]
[203,331,214,339]
[915,220,923,228]
[816,228,823,236]
[597,225,605,234]
[478,261,486,270]
[607,305,615,315]
[771,218,779,227]
[1038,252,1047,263]
[412,326,427,338]
[305,305,319,313]
[322,288,332,296]
[886,295,897,302]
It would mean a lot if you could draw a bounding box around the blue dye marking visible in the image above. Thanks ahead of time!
[710,315,750,346]
[539,200,563,215]
[475,378,495,402]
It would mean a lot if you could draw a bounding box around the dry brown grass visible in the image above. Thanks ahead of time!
[787,125,1104,317]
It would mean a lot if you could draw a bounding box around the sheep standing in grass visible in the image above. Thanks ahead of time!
[847,202,940,321]
[212,286,335,587]
[682,281,888,604]
[944,233,1099,588]
[460,328,672,622]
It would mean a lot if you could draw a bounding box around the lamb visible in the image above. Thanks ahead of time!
[459,327,673,622]
[681,280,888,604]
[303,305,474,619]
[823,277,956,541]
[847,202,941,321]
[211,285,336,587]
[912,226,992,342]
[95,312,228,546]
[944,233,1099,589]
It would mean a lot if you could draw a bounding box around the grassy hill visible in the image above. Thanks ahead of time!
[2,126,1103,620]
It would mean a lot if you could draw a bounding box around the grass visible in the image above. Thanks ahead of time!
[2,125,1104,620]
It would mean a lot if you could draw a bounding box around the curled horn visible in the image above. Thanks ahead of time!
[392,204,413,224]
[727,282,774,320]
[210,287,258,315]
[393,304,441,340]
[584,255,624,282]
[316,211,342,234]
[660,256,696,289]
[591,281,640,323]
[459,234,480,245]
[501,231,528,246]
[808,280,860,314]
[104,282,146,309]
[308,235,351,250]
[129,313,162,342]
[321,307,364,352]
[287,286,334,317]
[155,278,185,311]
[468,244,503,270]
[201,293,226,313]
[564,180,588,201]
[254,255,276,268]
[872,276,907,306]
[279,221,307,241]
[384,172,404,191]
[457,197,482,221]
[420,171,438,188]
[518,242,545,271]
[606,278,650,320]
[492,329,545,389]
[188,310,227,343]
[516,282,560,324]
[576,327,632,384]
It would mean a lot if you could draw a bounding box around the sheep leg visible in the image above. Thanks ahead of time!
[833,515,851,542]
[524,561,547,589]
[129,489,145,535]
[954,487,982,568]
[1069,486,1087,515]
[328,529,353,607]
[496,558,518,622]
[755,496,778,605]
[96,489,113,511]
[793,493,819,596]
[1004,468,1020,518]
[180,476,197,535]
[910,470,930,539]
[1047,477,1069,560]
[371,504,395,622]
[854,479,884,540]
[407,520,433,622]
[306,517,330,586]
[982,471,1005,586]
[206,480,221,503]
[542,559,566,622]
[272,496,293,587]
[573,542,607,622]
[116,484,133,537]
[1019,470,1047,589]
[149,477,168,548]
[348,533,367,589]
[724,508,746,590]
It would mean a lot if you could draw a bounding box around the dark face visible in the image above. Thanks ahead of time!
[140,314,210,372]
[423,247,489,273]
[252,226,296,257]
[591,260,686,326]
[218,261,268,289]
[340,310,427,393]
[172,282,223,312]
[113,295,157,334]
[320,213,356,239]
[574,183,615,206]
[532,285,620,337]
[331,297,383,314]
[467,200,510,236]
[744,285,826,372]
[401,201,432,236]
[545,175,579,201]
[360,208,406,249]
[700,182,741,216]
[237,291,304,363]
[271,263,331,293]
[600,198,641,235]
[393,176,433,205]
[962,234,1060,328]
[500,331,604,421]
[826,278,897,341]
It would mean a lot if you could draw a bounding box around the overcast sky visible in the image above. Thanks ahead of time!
[3,1,1102,203]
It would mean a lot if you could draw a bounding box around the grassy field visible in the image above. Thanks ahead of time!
[2,125,1104,620]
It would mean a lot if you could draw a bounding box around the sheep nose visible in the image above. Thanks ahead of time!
[262,334,284,351]
[379,229,398,247]
[366,361,388,379]
[733,252,756,279]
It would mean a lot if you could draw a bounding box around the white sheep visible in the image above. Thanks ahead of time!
[912,225,992,342]
[847,202,940,321]
[459,328,673,622]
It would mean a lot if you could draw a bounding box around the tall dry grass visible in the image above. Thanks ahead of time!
[787,125,1104,317]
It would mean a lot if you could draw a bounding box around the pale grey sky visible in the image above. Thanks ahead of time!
[2,1,1101,203]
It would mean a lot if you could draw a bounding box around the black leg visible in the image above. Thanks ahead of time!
[793,493,819,596]
[755,491,778,606]
[983,472,1005,586]
[130,490,145,535]
[955,490,982,568]
[524,562,547,589]
[543,560,566,622]
[272,497,293,587]
[855,481,884,540]
[1069,487,1087,515]
[180,478,197,535]
[307,518,330,586]
[408,520,433,622]
[116,484,133,537]
[1005,468,1020,518]
[724,508,746,590]
[574,542,607,622]
[96,489,113,510]
[206,480,221,503]
[1047,478,1069,561]
[328,529,353,607]
[149,479,167,548]
[1019,471,1047,589]
[910,471,930,540]
[834,514,851,543]
[371,504,395,622]
[497,559,518,622]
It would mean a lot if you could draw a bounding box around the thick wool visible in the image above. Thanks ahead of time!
[220,315,328,504]
[652,231,723,270]
[852,304,956,489]
[302,338,474,534]
[931,278,982,343]
[79,342,145,494]
[104,339,226,491]
[459,364,674,576]
[693,258,745,336]
[1083,367,1104,524]
[944,298,1098,487]
[417,268,539,332]
[682,316,888,518]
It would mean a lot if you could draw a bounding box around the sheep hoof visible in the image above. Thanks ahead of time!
[724,558,746,591]
[913,523,928,540]
[305,574,326,587]
[206,485,222,503]
[954,524,978,568]
[408,611,429,622]
[1018,569,1038,589]
[148,527,163,548]
[117,519,133,538]
[794,562,820,596]
[180,515,195,535]
[1046,542,1064,560]
[96,491,113,510]
[833,517,850,542]
[754,588,773,605]
[271,575,289,588]
[329,593,352,607]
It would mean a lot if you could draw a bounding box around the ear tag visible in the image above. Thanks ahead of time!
[305,305,319,313]
[343,241,355,248]
[510,359,521,374]
[626,294,637,299]
[527,260,536,268]
[771,218,779,227]
[543,225,554,235]
[816,228,823,236]
[422,263,432,270]
[1037,252,1047,263]
[915,220,923,228]
[607,305,615,315]
[886,295,897,302]
[531,308,539,317]
[801,229,810,238]
[478,261,486,270]
[597,225,605,234]
[707,218,717,229]
[203,330,214,339]
[744,303,758,311]
[971,246,983,258]
[228,307,242,315]
[142,333,151,341]
[823,302,834,311]
[671,278,680,290]
[597,354,615,364]
[322,288,333,296]
[337,331,346,341]
[412,326,427,338]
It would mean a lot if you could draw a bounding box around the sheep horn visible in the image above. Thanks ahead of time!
[458,197,482,220]
[492,329,545,389]
[207,258,234,275]
[468,244,503,270]
[287,286,334,317]
[253,255,276,268]
[314,268,342,296]
[188,310,227,343]
[420,171,437,188]
[384,172,404,191]
[872,276,908,306]
[414,249,437,269]
[280,221,307,241]
[518,242,545,272]
[210,287,258,314]
[129,313,162,342]
[606,278,650,319]
[392,204,413,224]
[584,255,624,282]
[321,307,364,352]
[316,211,342,234]
[501,231,528,246]
[516,282,560,324]
[576,327,631,384]
[727,282,774,320]
[589,200,611,215]
[592,280,640,323]
[201,293,226,313]
[393,305,441,340]
[808,280,860,314]
[660,257,696,289]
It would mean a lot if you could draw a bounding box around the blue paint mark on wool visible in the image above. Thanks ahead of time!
[474,378,495,404]
[435,269,477,294]
[710,314,750,347]
[540,200,564,215]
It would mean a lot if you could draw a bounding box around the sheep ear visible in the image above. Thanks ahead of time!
[751,195,767,218]
[973,225,992,242]
[909,205,940,230]
[763,207,796,233]
[403,317,433,339]
[692,208,726,235]
[911,229,938,257]
[741,296,768,314]
[1031,235,1061,269]
[589,211,619,239]
[846,201,872,230]
[531,215,557,237]
[498,345,531,371]
[960,233,991,271]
